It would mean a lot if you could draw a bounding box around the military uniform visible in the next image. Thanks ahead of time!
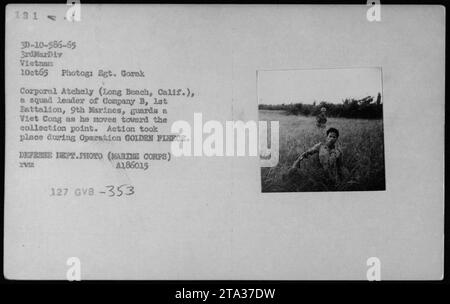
[300,142,343,183]
[316,113,327,128]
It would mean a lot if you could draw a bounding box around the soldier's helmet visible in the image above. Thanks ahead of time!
[321,107,327,112]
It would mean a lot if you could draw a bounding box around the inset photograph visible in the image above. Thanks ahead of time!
[259,67,385,192]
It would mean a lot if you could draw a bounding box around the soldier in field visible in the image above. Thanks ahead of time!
[289,127,344,185]
[316,107,327,128]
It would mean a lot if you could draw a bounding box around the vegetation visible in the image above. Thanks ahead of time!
[260,109,385,192]
[258,93,383,119]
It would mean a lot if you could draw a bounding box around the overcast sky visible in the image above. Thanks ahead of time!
[258,67,382,105]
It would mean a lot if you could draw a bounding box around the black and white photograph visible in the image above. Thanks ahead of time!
[2,2,446,288]
[259,68,385,192]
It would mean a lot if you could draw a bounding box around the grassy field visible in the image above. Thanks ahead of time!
[260,110,386,192]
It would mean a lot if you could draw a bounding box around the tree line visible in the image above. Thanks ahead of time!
[259,93,383,119]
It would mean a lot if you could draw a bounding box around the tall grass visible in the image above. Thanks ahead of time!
[260,110,386,192]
